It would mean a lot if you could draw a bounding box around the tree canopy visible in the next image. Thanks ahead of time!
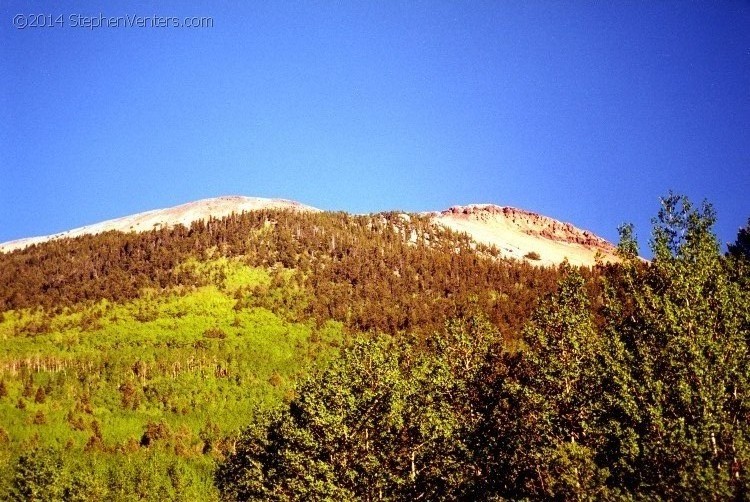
[219,194,750,500]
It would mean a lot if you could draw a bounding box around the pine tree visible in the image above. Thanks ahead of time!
[728,217,750,260]
[34,387,46,404]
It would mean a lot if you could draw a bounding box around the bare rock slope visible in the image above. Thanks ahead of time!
[0,196,318,253]
[1,197,619,266]
[430,204,618,266]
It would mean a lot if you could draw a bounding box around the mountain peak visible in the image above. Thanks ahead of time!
[0,196,318,253]
[1,196,619,266]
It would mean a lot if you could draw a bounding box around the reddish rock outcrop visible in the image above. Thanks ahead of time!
[432,204,618,266]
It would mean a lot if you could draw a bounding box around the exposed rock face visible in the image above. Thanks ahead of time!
[0,196,318,253]
[431,204,618,266]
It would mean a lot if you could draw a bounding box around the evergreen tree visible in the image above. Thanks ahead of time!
[728,217,750,260]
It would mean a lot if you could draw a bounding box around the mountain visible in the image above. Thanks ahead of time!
[1,192,741,501]
[0,196,618,265]
[0,196,318,253]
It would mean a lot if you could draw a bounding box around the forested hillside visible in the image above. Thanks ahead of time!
[0,209,569,500]
[0,195,747,500]
[217,195,750,501]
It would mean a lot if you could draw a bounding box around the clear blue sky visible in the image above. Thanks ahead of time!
[1,1,748,253]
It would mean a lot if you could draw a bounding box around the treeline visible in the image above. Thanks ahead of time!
[217,195,750,500]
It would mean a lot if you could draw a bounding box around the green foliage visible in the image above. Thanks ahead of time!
[218,194,750,500]
[727,218,750,293]
[217,316,503,501]
[0,209,563,499]
[728,217,750,260]
[616,222,639,259]
[0,210,561,338]
[10,445,64,501]
[597,194,750,498]
[3,196,744,499]
[6,447,215,501]
[498,269,610,499]
[0,260,345,500]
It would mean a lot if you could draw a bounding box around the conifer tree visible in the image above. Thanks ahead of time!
[728,217,750,261]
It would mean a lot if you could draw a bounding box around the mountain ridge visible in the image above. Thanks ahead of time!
[0,196,318,253]
[0,196,619,265]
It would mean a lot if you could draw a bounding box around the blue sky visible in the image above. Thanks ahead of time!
[1,1,748,253]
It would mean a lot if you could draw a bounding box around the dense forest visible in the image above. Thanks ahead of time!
[0,194,748,500]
